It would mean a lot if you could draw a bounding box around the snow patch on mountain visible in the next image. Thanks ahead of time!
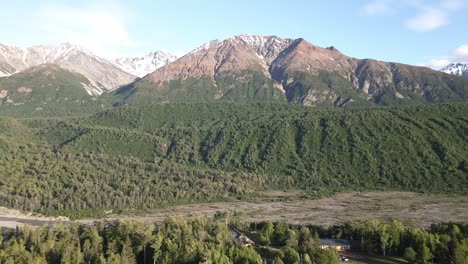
[233,35,295,64]
[113,51,177,77]
[192,40,222,53]
[441,63,468,77]
[0,42,100,71]
[0,70,10,77]
[0,42,136,95]
[191,35,295,65]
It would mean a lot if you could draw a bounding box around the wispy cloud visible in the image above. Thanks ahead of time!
[406,7,448,32]
[362,0,467,32]
[362,0,396,16]
[453,44,468,60]
[420,44,468,69]
[35,2,144,57]
[421,57,452,68]
[441,0,467,10]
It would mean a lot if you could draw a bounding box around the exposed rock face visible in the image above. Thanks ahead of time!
[2,36,465,107]
[113,51,177,77]
[145,35,295,83]
[138,35,467,106]
[271,40,357,75]
[145,36,360,84]
[0,43,136,95]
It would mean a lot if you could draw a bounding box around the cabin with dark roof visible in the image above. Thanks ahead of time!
[319,239,350,251]
[230,229,255,247]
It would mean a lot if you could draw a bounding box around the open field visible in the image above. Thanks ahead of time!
[114,191,468,227]
[1,192,467,228]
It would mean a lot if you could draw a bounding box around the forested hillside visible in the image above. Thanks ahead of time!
[0,103,466,217]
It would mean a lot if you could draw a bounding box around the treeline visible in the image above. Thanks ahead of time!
[0,216,337,264]
[310,220,468,263]
[1,218,467,264]
[256,219,468,263]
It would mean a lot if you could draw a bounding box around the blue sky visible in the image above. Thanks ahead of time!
[2,0,468,68]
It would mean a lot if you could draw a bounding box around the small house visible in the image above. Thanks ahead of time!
[230,229,255,247]
[319,239,350,251]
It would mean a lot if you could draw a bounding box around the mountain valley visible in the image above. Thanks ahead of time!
[2,0,468,261]
[0,26,467,264]
[0,37,466,212]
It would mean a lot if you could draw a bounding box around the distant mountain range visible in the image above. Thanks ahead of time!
[1,35,467,116]
[441,63,468,77]
[114,35,468,107]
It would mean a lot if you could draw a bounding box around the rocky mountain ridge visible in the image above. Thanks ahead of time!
[1,35,467,111]
[0,42,136,95]
[121,35,467,106]
[113,51,177,78]
[146,35,296,83]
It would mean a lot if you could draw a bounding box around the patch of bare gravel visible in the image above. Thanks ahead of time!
[132,192,468,227]
[0,207,69,228]
[1,192,466,228]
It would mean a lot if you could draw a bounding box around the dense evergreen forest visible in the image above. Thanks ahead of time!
[0,103,466,217]
[1,217,467,264]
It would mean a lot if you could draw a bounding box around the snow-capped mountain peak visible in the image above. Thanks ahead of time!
[23,42,108,65]
[113,51,178,77]
[0,42,136,95]
[232,35,295,64]
[441,63,468,77]
[192,40,222,53]
[190,35,295,65]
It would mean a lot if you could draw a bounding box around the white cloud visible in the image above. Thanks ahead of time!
[362,0,395,16]
[421,44,468,69]
[406,7,448,32]
[441,0,467,10]
[362,0,467,32]
[36,3,143,57]
[453,44,468,60]
[420,58,452,68]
